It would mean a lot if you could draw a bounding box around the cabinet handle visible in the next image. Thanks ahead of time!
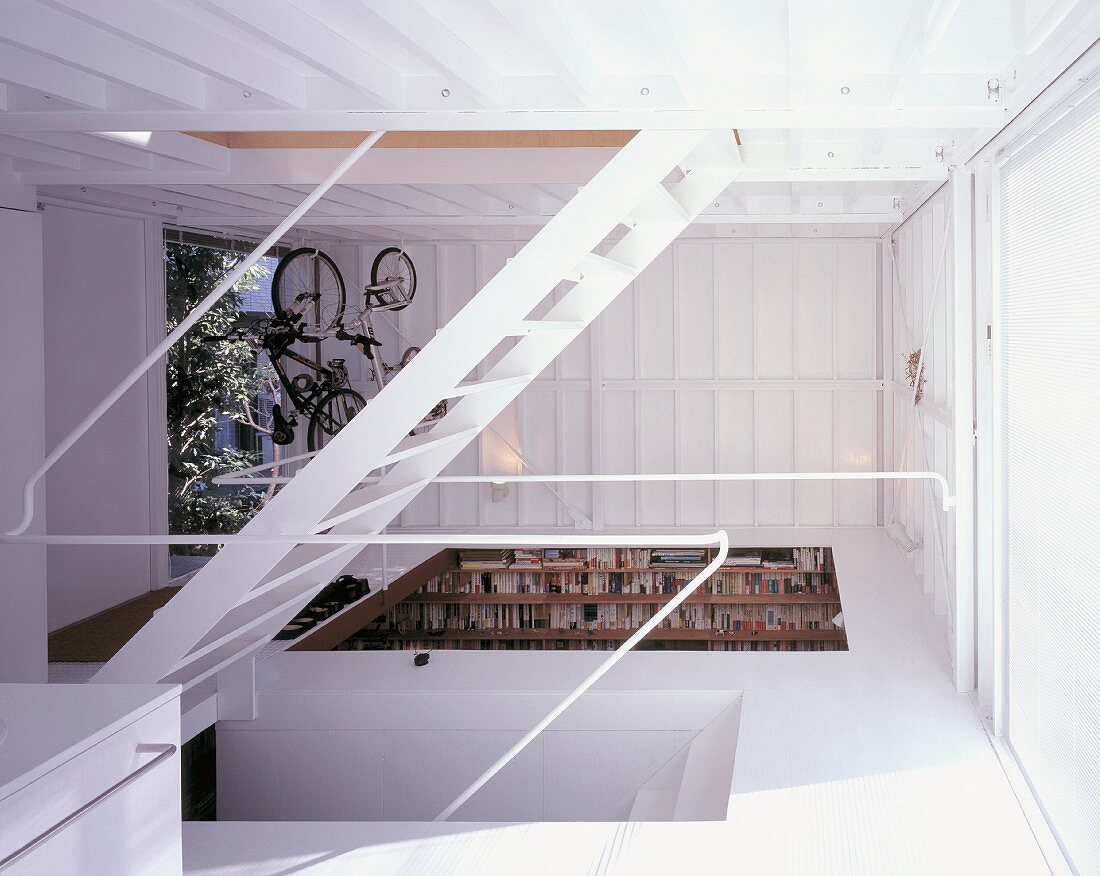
[0,743,177,871]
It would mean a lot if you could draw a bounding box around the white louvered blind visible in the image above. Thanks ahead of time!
[1000,85,1100,874]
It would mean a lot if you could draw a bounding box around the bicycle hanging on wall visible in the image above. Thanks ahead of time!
[206,246,444,453]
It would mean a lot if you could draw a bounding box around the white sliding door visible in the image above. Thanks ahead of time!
[998,84,1100,873]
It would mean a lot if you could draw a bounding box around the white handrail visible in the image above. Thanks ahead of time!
[433,529,730,822]
[0,470,955,546]
[219,469,955,511]
[0,743,177,871]
[431,471,955,511]
[4,131,387,536]
[0,532,729,546]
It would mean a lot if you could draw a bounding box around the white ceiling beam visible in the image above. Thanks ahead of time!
[637,5,696,106]
[0,0,208,108]
[15,149,950,187]
[0,106,1004,133]
[889,0,965,107]
[0,45,107,107]
[8,132,153,168]
[305,0,503,107]
[96,184,261,217]
[172,212,902,227]
[786,0,808,109]
[190,0,404,109]
[349,184,462,215]
[281,183,392,216]
[37,0,308,108]
[463,183,547,215]
[39,187,188,218]
[93,132,229,171]
[0,134,82,169]
[485,0,599,104]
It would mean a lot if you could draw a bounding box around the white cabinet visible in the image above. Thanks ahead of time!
[0,684,182,875]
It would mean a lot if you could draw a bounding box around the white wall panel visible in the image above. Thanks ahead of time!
[886,188,954,631]
[600,390,636,527]
[715,245,754,379]
[794,391,833,524]
[754,390,794,524]
[600,275,635,380]
[716,390,755,525]
[637,249,674,379]
[794,243,834,378]
[441,440,479,527]
[560,390,593,522]
[834,390,876,525]
[0,208,46,679]
[676,243,715,379]
[836,240,878,379]
[753,243,795,379]
[476,243,520,377]
[373,237,882,531]
[637,390,675,526]
[518,388,558,527]
[42,205,156,630]
[480,406,520,526]
[678,390,715,525]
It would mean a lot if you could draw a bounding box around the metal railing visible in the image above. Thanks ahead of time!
[4,132,387,538]
[0,743,177,871]
[433,529,730,822]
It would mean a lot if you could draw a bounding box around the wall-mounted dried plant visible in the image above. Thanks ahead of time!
[905,348,926,403]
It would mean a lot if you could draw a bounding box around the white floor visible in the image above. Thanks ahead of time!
[184,528,1050,875]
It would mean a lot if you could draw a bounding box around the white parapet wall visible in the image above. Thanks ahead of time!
[216,651,742,823]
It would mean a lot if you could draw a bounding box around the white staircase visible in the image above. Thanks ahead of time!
[627,697,743,822]
[93,129,743,688]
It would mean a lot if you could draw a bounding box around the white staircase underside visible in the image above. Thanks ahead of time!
[93,129,743,688]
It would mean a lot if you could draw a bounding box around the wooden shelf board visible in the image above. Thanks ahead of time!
[389,628,846,642]
[460,566,831,574]
[405,592,840,604]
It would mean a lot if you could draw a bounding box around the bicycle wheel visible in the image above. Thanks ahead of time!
[370,247,416,311]
[272,248,346,331]
[307,388,366,452]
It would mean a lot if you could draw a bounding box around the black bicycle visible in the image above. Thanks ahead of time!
[206,246,438,453]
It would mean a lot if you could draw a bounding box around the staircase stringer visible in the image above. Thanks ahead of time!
[192,132,745,666]
[92,130,718,686]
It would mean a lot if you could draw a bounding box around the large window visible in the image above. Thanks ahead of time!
[998,84,1100,872]
[164,231,284,552]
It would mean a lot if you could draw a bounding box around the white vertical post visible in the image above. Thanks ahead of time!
[216,654,256,721]
[144,217,171,590]
[972,162,997,718]
[951,166,976,693]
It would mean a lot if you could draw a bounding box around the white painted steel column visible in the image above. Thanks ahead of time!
[434,530,730,823]
[951,166,977,692]
[5,131,387,536]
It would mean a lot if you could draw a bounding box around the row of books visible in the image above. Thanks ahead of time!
[650,548,708,566]
[590,548,656,569]
[388,601,841,632]
[709,640,844,652]
[511,548,542,568]
[458,549,515,570]
[457,546,832,572]
[336,637,844,652]
[417,569,837,596]
[363,639,624,652]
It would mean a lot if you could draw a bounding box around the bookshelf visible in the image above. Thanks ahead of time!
[327,546,847,653]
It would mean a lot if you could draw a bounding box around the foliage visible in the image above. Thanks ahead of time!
[165,242,270,553]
